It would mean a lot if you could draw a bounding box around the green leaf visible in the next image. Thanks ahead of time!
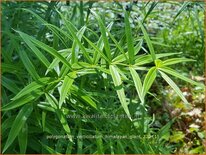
[84,36,110,63]
[129,67,144,103]
[173,2,191,21]
[135,53,180,66]
[2,63,22,74]
[142,67,157,98]
[92,11,111,61]
[12,77,54,100]
[158,118,175,141]
[96,130,104,154]
[46,49,71,75]
[2,90,43,111]
[18,31,50,68]
[18,123,28,154]
[18,49,40,80]
[45,93,58,110]
[109,65,131,120]
[71,26,86,63]
[159,70,189,104]
[77,129,83,154]
[40,141,61,154]
[159,66,203,87]
[2,76,20,94]
[57,11,92,63]
[162,58,195,66]
[56,109,72,142]
[59,72,77,108]
[71,85,97,109]
[3,104,33,153]
[108,30,129,63]
[138,21,156,60]
[17,31,72,70]
[169,131,185,143]
[125,11,134,64]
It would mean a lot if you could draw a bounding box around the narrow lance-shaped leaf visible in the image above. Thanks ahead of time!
[12,77,55,100]
[46,50,71,75]
[108,30,129,63]
[59,72,77,108]
[83,36,110,63]
[109,65,131,120]
[71,85,97,109]
[93,22,113,64]
[56,109,72,142]
[57,10,92,63]
[92,10,111,61]
[162,58,195,66]
[142,67,157,98]
[18,31,50,68]
[159,66,204,88]
[3,104,33,153]
[71,26,86,63]
[129,67,144,103]
[45,93,58,110]
[124,11,134,64]
[18,123,28,154]
[2,90,43,111]
[77,129,83,154]
[18,49,40,80]
[39,141,61,154]
[159,70,189,105]
[17,31,72,70]
[138,21,156,60]
[2,76,20,94]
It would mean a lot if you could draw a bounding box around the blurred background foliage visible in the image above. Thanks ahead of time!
[1,1,205,154]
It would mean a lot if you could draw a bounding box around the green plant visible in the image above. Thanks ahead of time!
[1,2,204,154]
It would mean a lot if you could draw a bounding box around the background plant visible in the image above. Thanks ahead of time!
[1,1,205,154]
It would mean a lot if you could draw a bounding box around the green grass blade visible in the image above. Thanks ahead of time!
[59,72,77,108]
[138,21,156,60]
[92,11,111,61]
[18,123,28,154]
[109,65,131,120]
[142,67,157,98]
[159,66,204,87]
[3,104,33,153]
[129,67,144,103]
[18,49,40,80]
[159,71,189,105]
[124,11,134,64]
